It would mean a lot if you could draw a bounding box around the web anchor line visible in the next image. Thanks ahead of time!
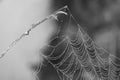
[0,6,68,59]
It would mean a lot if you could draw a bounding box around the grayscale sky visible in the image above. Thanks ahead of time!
[0,0,52,80]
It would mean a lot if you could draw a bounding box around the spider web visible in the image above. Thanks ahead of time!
[42,6,120,80]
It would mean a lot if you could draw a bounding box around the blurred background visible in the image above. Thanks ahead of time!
[0,0,120,80]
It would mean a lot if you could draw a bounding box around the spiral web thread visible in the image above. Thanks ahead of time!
[42,6,120,80]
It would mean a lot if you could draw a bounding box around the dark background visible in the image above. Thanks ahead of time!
[40,0,120,80]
